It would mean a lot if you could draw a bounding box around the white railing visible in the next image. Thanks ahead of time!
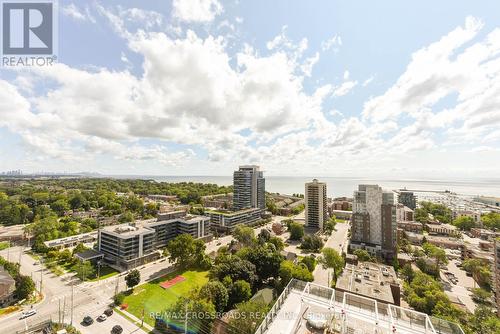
[255,279,464,334]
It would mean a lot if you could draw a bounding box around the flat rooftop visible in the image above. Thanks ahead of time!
[335,262,399,304]
[207,207,262,216]
[101,222,156,237]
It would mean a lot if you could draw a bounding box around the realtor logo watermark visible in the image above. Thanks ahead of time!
[1,0,58,66]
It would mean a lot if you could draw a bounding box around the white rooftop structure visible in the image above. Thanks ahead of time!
[255,279,464,334]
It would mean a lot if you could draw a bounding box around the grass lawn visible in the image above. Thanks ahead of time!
[88,265,119,281]
[0,241,10,251]
[0,306,20,317]
[122,270,209,327]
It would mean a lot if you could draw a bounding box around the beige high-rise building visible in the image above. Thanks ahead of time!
[305,179,327,230]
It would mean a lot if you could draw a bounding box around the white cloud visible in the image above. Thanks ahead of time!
[172,0,223,23]
[301,52,320,77]
[266,26,308,61]
[3,11,499,177]
[362,76,374,86]
[333,80,357,97]
[362,16,485,121]
[62,3,95,23]
[321,35,342,51]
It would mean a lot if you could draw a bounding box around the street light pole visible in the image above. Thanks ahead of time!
[40,257,43,294]
[62,296,66,325]
[97,261,101,283]
[70,283,74,326]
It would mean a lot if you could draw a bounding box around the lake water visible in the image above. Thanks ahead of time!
[114,175,500,198]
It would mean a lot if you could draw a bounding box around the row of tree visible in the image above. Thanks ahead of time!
[0,178,233,227]
[157,225,322,333]
[400,264,499,334]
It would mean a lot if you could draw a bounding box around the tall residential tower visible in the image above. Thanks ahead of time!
[350,185,397,260]
[233,165,265,210]
[305,179,328,230]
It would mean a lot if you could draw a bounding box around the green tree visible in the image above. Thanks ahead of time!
[118,211,134,223]
[353,249,372,261]
[165,234,208,269]
[233,225,256,246]
[199,280,229,312]
[125,269,141,289]
[229,280,252,308]
[50,199,70,216]
[481,212,500,230]
[404,271,450,314]
[15,275,35,299]
[257,229,271,244]
[300,256,316,272]
[210,255,257,288]
[237,245,283,282]
[227,300,269,334]
[279,260,313,284]
[452,216,476,231]
[323,217,336,235]
[399,263,415,283]
[462,259,491,289]
[469,305,500,334]
[471,288,492,305]
[422,242,448,267]
[288,222,304,240]
[267,236,285,251]
[74,261,95,281]
[161,294,216,333]
[300,235,324,252]
[319,248,344,284]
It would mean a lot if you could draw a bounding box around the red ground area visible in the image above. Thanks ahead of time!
[159,275,186,289]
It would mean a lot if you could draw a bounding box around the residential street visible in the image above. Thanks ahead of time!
[0,246,147,334]
[312,221,350,286]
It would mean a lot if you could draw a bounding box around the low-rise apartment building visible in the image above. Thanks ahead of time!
[470,228,498,241]
[427,223,459,237]
[397,221,423,234]
[207,208,263,232]
[98,216,211,270]
[43,231,98,250]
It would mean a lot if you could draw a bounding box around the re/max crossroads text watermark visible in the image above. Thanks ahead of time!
[1,0,58,66]
[149,311,302,321]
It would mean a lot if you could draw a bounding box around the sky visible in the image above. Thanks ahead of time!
[1,0,500,178]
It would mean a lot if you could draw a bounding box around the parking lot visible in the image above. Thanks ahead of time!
[74,304,147,334]
[441,260,477,312]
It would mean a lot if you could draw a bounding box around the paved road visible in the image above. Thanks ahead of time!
[0,246,148,334]
[313,222,350,286]
[0,215,291,333]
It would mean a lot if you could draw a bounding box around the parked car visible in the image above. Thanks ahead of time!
[104,308,114,316]
[82,316,94,325]
[97,314,107,322]
[216,242,222,246]
[111,325,123,334]
[466,272,473,277]
[19,310,37,320]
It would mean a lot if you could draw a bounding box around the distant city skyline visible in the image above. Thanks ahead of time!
[1,1,500,178]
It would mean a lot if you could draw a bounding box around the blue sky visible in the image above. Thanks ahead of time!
[1,0,500,178]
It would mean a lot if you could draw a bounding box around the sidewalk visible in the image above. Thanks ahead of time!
[116,307,155,333]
